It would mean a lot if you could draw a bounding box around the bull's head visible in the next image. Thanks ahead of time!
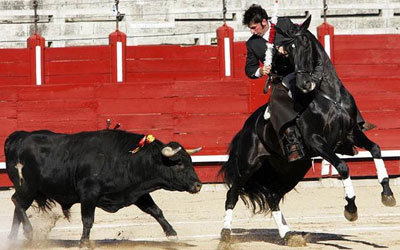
[160,142,202,194]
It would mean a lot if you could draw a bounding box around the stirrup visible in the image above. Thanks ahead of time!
[285,143,305,162]
[264,105,270,120]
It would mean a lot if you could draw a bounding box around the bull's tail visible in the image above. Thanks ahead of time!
[31,193,56,213]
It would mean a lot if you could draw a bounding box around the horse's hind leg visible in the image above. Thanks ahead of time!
[353,128,396,206]
[310,135,358,221]
[221,184,240,242]
[268,197,290,239]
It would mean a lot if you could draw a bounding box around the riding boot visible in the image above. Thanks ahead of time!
[283,125,305,162]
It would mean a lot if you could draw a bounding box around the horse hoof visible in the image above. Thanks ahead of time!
[79,239,94,249]
[167,235,178,241]
[220,228,231,242]
[381,194,396,207]
[344,210,358,222]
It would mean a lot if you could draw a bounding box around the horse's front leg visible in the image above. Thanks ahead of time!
[310,135,358,221]
[353,127,396,206]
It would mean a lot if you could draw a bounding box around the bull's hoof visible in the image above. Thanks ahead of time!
[23,230,33,240]
[220,228,231,242]
[381,194,396,207]
[344,209,358,222]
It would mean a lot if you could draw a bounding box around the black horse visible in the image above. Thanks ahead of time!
[219,15,396,242]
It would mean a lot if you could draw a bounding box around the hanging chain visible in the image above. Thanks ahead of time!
[33,0,38,34]
[323,0,328,23]
[222,0,227,24]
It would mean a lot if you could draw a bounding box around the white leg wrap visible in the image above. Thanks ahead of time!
[343,177,355,199]
[272,211,290,238]
[373,158,388,183]
[223,209,233,229]
[263,105,270,120]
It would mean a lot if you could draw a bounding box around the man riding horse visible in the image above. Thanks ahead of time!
[243,4,368,162]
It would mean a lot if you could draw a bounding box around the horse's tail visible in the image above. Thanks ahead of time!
[218,106,274,214]
[218,129,243,187]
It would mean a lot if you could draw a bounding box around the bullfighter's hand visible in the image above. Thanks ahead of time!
[260,65,271,76]
[278,46,288,57]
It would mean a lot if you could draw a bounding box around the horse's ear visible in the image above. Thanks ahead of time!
[300,14,312,32]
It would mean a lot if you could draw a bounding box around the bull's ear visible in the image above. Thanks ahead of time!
[186,147,202,155]
[300,14,311,32]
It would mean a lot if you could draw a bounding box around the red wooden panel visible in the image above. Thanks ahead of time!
[173,95,248,114]
[343,77,400,93]
[17,100,98,122]
[344,159,400,177]
[171,131,239,154]
[126,58,218,73]
[354,91,400,112]
[0,171,13,187]
[194,165,223,183]
[0,86,18,100]
[97,114,174,131]
[97,80,247,99]
[173,114,248,134]
[0,48,29,62]
[334,35,400,50]
[335,49,400,65]
[45,46,110,61]
[126,71,219,81]
[172,79,248,96]
[16,120,98,134]
[0,61,30,76]
[46,60,111,75]
[45,74,111,85]
[18,85,95,101]
[0,118,17,137]
[361,111,400,130]
[126,45,218,59]
[364,128,400,149]
[96,82,175,99]
[0,76,31,86]
[0,101,17,118]
[97,98,175,115]
[0,135,7,158]
[336,64,400,78]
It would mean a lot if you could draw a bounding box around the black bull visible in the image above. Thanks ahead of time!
[5,129,202,243]
[219,15,396,242]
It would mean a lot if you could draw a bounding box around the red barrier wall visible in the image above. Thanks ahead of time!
[0,30,399,186]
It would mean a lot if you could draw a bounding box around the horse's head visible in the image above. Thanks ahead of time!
[277,15,316,93]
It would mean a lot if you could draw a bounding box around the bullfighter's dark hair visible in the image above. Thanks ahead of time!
[242,4,269,26]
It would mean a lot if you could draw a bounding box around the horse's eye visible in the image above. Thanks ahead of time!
[291,44,295,48]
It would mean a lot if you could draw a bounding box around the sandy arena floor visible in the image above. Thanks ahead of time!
[0,178,399,249]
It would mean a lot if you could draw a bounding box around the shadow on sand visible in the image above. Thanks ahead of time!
[218,228,387,249]
[5,239,197,250]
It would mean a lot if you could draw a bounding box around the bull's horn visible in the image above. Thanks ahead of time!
[186,147,202,155]
[161,146,182,157]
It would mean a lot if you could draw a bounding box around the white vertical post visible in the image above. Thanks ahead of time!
[116,41,123,83]
[223,37,231,77]
[35,45,42,85]
[324,35,331,58]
